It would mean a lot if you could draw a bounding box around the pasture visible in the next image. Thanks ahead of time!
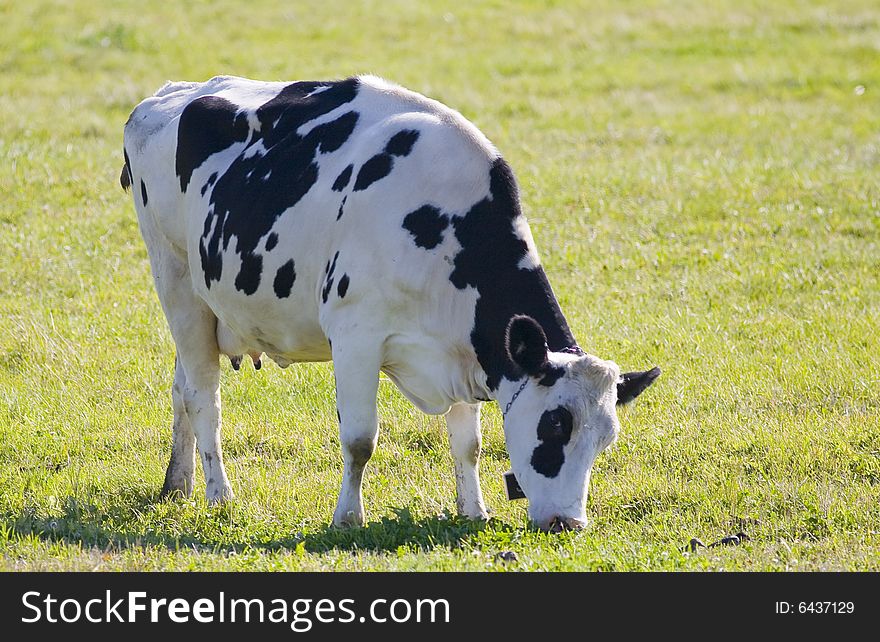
[0,0,878,571]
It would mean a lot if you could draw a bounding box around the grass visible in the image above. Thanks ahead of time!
[0,0,878,571]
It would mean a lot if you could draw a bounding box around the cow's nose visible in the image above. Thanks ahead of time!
[540,516,587,533]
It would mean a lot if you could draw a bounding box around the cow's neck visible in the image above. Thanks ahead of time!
[471,265,578,395]
[448,158,579,394]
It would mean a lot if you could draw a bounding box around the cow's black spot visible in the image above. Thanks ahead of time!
[385,129,419,157]
[176,96,250,193]
[337,195,347,221]
[332,164,353,192]
[530,407,573,478]
[202,211,213,237]
[322,251,339,303]
[449,159,578,391]
[337,273,350,298]
[200,209,224,287]
[351,130,419,193]
[315,111,359,154]
[265,232,278,252]
[235,252,262,295]
[185,79,360,292]
[353,153,393,191]
[273,259,296,298]
[140,179,148,206]
[403,205,449,250]
[201,171,219,197]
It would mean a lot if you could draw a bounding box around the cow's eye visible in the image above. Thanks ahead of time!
[537,406,573,443]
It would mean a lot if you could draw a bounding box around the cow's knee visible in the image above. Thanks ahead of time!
[345,435,376,468]
[445,403,488,520]
[446,404,482,463]
[450,432,481,466]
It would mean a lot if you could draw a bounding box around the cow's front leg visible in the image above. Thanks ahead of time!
[330,341,381,527]
[445,402,488,520]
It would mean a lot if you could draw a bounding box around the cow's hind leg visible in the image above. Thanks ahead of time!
[445,402,488,520]
[173,307,232,504]
[160,355,196,497]
[330,340,382,527]
[148,245,232,504]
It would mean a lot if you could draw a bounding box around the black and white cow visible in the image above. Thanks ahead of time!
[122,75,659,531]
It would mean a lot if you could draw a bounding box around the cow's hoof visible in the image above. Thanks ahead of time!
[332,509,365,528]
[456,498,489,521]
[206,486,234,505]
[159,485,193,501]
[161,470,194,499]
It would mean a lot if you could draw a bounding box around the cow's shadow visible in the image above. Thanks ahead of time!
[299,507,506,554]
[2,494,511,557]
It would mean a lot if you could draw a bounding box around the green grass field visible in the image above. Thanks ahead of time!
[1,0,878,571]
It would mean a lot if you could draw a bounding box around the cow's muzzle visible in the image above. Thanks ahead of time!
[536,516,587,533]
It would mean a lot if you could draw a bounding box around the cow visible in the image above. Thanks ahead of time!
[121,75,659,532]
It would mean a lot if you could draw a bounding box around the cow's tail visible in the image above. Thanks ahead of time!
[120,149,132,191]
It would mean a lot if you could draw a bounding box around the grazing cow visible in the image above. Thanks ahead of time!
[121,75,659,531]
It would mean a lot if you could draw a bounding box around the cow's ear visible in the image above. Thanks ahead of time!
[617,367,661,405]
[506,315,549,377]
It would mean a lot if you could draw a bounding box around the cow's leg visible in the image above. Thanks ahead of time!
[160,355,196,497]
[174,311,232,504]
[445,402,488,520]
[330,341,381,527]
[147,245,232,504]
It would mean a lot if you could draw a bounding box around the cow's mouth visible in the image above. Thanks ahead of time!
[536,516,587,533]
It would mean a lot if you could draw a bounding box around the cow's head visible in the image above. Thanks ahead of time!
[501,316,659,532]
